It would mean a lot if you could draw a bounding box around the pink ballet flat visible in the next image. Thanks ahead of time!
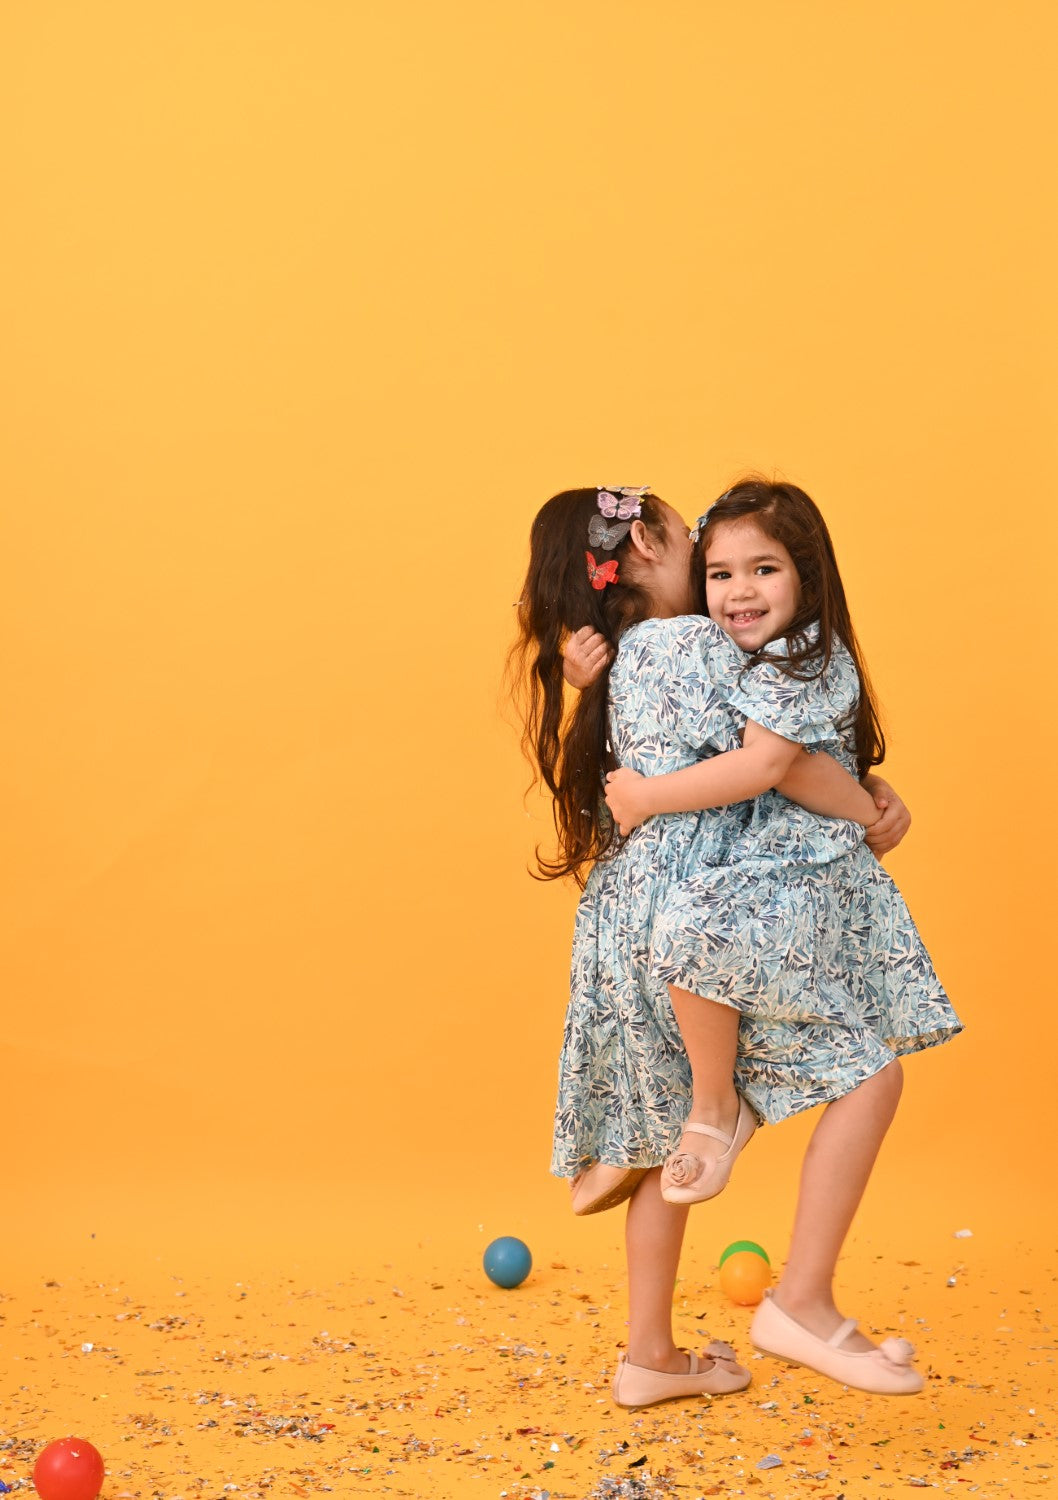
[612,1340,752,1408]
[660,1095,757,1204]
[570,1163,647,1216]
[750,1291,924,1396]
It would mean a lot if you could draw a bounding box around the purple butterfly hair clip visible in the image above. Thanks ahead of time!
[597,485,649,521]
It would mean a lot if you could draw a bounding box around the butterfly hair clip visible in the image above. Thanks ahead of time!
[586,551,620,590]
[690,502,722,544]
[588,513,632,552]
[690,489,736,543]
[597,485,648,520]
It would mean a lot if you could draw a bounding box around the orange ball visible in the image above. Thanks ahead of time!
[718,1249,772,1306]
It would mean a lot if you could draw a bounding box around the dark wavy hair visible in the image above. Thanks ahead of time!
[508,488,673,884]
[695,477,885,777]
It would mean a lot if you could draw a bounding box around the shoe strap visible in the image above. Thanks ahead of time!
[683,1122,733,1147]
[827,1317,859,1348]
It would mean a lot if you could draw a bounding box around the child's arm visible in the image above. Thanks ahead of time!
[604,720,879,834]
[776,745,883,825]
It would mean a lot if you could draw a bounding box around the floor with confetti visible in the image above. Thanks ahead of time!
[1,1229,1053,1500]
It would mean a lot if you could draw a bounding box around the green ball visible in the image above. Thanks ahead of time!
[719,1238,770,1267]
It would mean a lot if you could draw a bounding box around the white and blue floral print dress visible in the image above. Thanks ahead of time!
[551,616,960,1177]
[552,615,755,1176]
[650,630,961,1126]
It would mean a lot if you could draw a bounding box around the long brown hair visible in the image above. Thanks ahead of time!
[696,477,885,777]
[508,488,673,884]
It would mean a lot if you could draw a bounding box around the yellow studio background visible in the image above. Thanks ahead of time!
[1,0,1055,1282]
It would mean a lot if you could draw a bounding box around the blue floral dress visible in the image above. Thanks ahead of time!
[551,616,961,1176]
[650,631,961,1126]
[552,616,755,1176]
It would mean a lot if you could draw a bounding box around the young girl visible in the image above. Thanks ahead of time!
[601,478,961,1394]
[510,486,895,1408]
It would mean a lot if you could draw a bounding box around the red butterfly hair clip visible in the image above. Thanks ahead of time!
[586,551,619,590]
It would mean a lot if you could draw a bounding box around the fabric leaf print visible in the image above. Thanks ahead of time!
[552,614,959,1176]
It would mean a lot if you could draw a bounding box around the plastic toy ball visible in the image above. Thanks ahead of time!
[719,1238,770,1268]
[32,1437,105,1500]
[718,1249,772,1306]
[483,1235,532,1288]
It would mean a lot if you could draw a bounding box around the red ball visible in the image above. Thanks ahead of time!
[32,1438,105,1500]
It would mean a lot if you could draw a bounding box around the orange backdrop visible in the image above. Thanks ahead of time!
[2,1,1055,1274]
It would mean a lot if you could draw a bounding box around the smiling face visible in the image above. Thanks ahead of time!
[704,517,801,649]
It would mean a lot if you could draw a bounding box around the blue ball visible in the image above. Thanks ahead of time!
[483,1235,532,1288]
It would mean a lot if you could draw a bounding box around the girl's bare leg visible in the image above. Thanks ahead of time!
[772,1059,903,1353]
[623,1168,694,1370]
[668,984,741,1161]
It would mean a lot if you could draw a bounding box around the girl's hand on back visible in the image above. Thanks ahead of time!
[861,775,911,857]
[563,626,613,691]
[605,767,654,834]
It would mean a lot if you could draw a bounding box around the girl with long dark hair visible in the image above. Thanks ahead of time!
[510,486,887,1407]
[601,479,960,1394]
